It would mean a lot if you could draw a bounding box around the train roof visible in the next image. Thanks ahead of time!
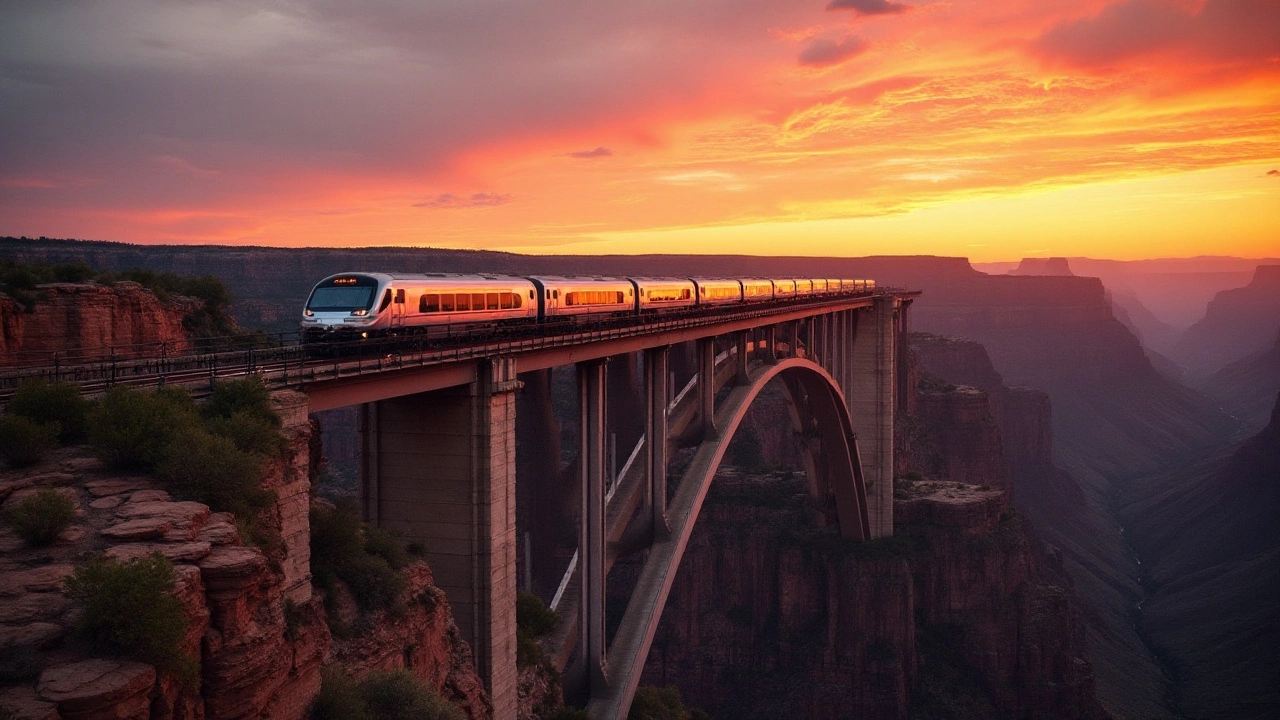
[319,272,533,283]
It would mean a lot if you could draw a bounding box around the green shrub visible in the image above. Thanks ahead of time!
[88,386,201,469]
[64,553,196,682]
[546,708,590,720]
[204,377,279,427]
[7,380,89,443]
[365,525,410,570]
[0,415,59,468]
[310,503,405,614]
[8,489,76,546]
[311,670,370,720]
[628,685,708,720]
[154,429,270,520]
[206,411,289,457]
[359,669,465,720]
[341,553,407,613]
[517,591,558,638]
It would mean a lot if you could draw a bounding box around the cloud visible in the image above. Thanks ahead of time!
[798,36,867,67]
[1033,0,1280,68]
[826,0,910,16]
[413,193,513,209]
[570,147,613,159]
[1268,170,1280,177]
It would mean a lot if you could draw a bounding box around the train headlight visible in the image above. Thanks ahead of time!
[350,309,368,316]
[304,309,313,317]
[361,332,369,338]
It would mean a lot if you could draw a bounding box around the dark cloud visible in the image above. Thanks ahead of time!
[570,147,613,159]
[826,0,910,16]
[1033,0,1280,67]
[798,36,868,67]
[1268,170,1280,177]
[413,193,512,209]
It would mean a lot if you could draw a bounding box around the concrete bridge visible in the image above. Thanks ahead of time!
[303,291,915,719]
[1,289,915,718]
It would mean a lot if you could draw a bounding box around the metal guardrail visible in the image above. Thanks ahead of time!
[0,290,903,402]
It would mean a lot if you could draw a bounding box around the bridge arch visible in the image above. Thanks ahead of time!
[588,356,870,717]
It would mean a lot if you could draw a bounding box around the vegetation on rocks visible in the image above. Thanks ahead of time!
[627,685,710,720]
[0,414,59,468]
[516,590,558,668]
[64,553,197,682]
[6,379,89,443]
[310,502,407,618]
[7,488,76,546]
[87,378,284,541]
[310,669,464,720]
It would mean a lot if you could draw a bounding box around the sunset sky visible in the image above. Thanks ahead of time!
[1,0,1278,261]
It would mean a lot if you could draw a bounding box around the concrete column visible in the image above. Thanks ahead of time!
[578,360,609,691]
[763,325,777,364]
[734,332,750,385]
[849,298,898,538]
[697,336,718,441]
[358,402,380,526]
[367,358,520,718]
[644,347,670,538]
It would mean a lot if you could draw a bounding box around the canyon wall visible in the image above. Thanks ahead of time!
[0,282,192,367]
[0,392,493,720]
[1174,264,1280,376]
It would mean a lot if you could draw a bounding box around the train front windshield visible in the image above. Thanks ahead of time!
[307,276,379,312]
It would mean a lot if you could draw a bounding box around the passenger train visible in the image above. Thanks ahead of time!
[300,273,876,342]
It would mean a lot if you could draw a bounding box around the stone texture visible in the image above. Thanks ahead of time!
[89,496,123,510]
[36,659,155,719]
[0,282,192,367]
[0,565,74,595]
[0,593,67,624]
[0,685,60,720]
[104,541,212,564]
[0,621,65,652]
[83,478,148,498]
[100,517,173,541]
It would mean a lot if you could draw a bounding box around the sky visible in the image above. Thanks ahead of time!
[1,0,1278,261]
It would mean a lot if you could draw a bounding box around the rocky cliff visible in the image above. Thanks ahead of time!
[1196,331,1280,434]
[1116,394,1280,719]
[1174,264,1280,376]
[0,392,492,720]
[0,282,192,367]
[633,474,1106,720]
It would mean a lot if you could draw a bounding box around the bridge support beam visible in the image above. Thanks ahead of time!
[359,358,520,718]
[644,347,670,538]
[849,298,898,538]
[734,332,750,386]
[697,337,718,441]
[577,359,610,693]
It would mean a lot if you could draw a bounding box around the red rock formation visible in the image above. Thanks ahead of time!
[0,392,492,720]
[913,387,1010,488]
[633,475,1107,720]
[0,282,192,367]
[1175,264,1280,375]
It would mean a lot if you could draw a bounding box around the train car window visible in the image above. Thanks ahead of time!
[529,290,535,300]
[472,293,486,310]
[486,293,500,310]
[500,293,513,310]
[395,289,405,304]
[456,294,471,311]
[441,294,456,312]
[546,290,552,300]
[683,289,691,299]
[421,294,440,313]
[513,294,522,309]
[554,290,559,299]
[378,290,393,312]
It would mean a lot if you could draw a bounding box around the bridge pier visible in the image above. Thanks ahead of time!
[644,347,670,538]
[358,358,520,718]
[697,337,718,441]
[577,359,610,694]
[849,298,899,538]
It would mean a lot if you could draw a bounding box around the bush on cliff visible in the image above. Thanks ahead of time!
[8,489,76,546]
[155,429,271,522]
[516,591,558,669]
[64,553,197,682]
[0,415,59,468]
[310,502,406,616]
[627,685,709,720]
[311,669,465,720]
[7,379,89,443]
[89,386,202,470]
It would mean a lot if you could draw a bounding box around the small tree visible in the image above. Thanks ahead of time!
[64,553,196,682]
[0,415,59,468]
[7,379,89,443]
[8,489,76,546]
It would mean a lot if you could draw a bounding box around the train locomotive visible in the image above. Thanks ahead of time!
[300,272,875,342]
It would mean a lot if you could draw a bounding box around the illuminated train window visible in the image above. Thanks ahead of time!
[564,290,624,306]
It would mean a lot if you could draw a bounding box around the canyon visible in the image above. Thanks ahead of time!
[3,237,1275,717]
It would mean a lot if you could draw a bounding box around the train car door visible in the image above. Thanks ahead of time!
[390,288,407,328]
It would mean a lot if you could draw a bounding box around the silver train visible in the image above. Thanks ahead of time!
[301,272,876,340]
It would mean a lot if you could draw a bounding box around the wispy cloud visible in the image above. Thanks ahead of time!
[414,193,512,209]
[827,0,910,16]
[798,36,867,67]
[570,146,613,159]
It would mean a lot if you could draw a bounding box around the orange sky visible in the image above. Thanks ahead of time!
[1,0,1277,261]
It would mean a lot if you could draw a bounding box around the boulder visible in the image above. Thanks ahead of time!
[37,659,156,720]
